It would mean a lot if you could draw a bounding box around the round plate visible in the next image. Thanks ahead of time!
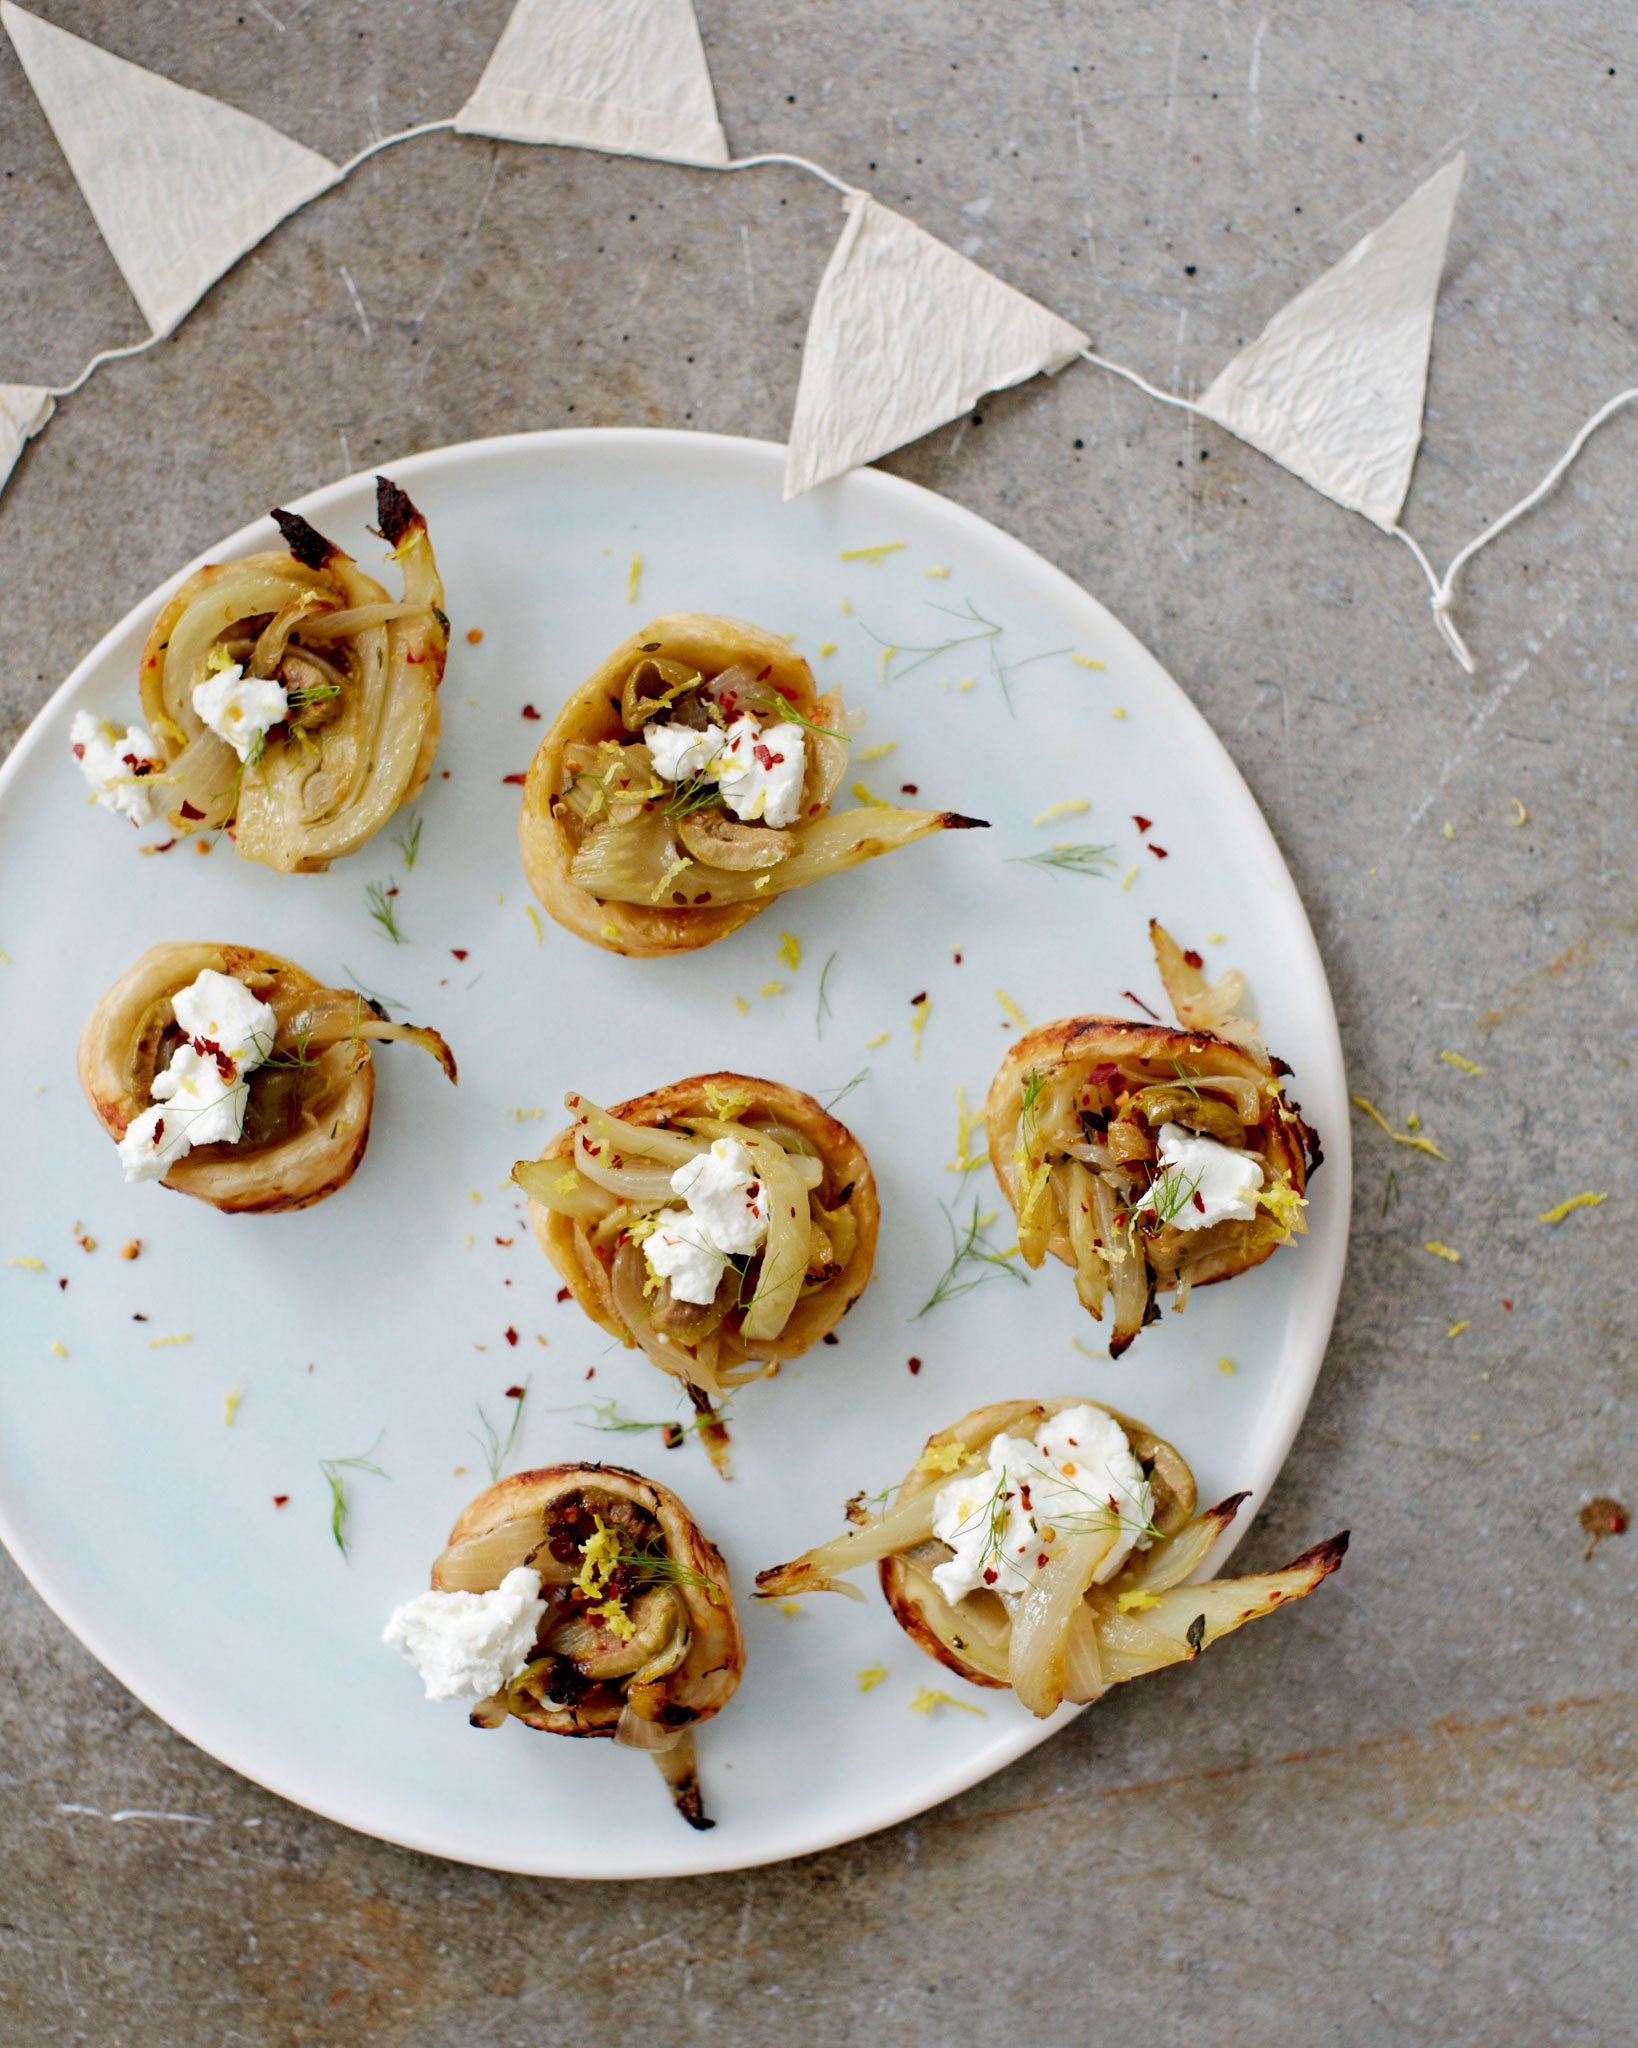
[0,430,1350,1878]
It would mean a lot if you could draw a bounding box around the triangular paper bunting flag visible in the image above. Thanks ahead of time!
[454,0,728,168]
[2,2,339,339]
[784,195,1088,498]
[0,384,54,495]
[1195,156,1464,531]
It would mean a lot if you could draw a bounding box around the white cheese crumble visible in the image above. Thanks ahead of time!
[383,1566,546,1702]
[642,1136,770,1305]
[115,969,278,1183]
[191,662,288,761]
[640,710,808,829]
[1134,1122,1264,1232]
[931,1403,1153,1607]
[69,709,166,826]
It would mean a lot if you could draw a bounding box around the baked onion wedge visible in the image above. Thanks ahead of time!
[983,922,1321,1355]
[433,1463,743,1829]
[518,613,986,957]
[757,1398,1346,1718]
[515,1073,879,1464]
[78,941,455,1212]
[137,476,446,872]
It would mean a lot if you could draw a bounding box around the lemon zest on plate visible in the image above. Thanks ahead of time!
[1423,1241,1461,1263]
[1351,1096,1447,1159]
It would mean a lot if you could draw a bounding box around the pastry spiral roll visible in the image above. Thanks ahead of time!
[431,1463,744,1829]
[757,1398,1346,1719]
[138,477,446,871]
[983,923,1321,1354]
[514,1074,879,1416]
[518,613,985,957]
[78,941,455,1212]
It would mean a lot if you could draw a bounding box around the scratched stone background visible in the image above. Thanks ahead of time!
[2,3,1635,2043]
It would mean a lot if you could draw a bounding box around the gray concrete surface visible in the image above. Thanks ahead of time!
[2,3,1634,2043]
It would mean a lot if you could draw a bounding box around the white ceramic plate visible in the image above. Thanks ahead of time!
[0,430,1349,1878]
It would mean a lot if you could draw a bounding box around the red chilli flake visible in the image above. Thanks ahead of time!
[505,1384,525,1400]
[584,1366,595,1381]
[1133,814,1153,833]
[1147,843,1169,859]
[451,949,469,961]
[58,1277,68,1292]
[1121,992,1160,1020]
[1192,1190,1206,1213]
[502,772,527,785]
[179,800,205,821]
[72,742,86,759]
[556,1286,572,1304]
[504,1327,519,1346]
[1502,1299,1513,1311]
[907,1356,922,1375]
[521,703,541,720]
[983,1567,998,1585]
[1184,949,1204,969]
[910,991,927,1006]
[495,1235,513,1247]
[901,784,919,795]
[273,1495,289,1508]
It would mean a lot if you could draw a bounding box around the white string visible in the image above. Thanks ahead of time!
[42,120,458,407]
[722,151,863,198]
[1079,348,1205,420]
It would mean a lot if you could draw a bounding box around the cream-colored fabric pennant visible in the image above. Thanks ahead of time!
[784,194,1088,499]
[454,0,728,168]
[2,2,339,339]
[1195,156,1464,531]
[0,384,54,495]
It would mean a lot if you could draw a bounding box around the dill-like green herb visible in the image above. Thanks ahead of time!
[1168,1058,1206,1108]
[395,815,423,868]
[287,680,343,716]
[1144,1165,1206,1229]
[663,773,725,820]
[816,950,838,1039]
[1007,842,1118,877]
[822,1068,869,1111]
[609,1538,725,1602]
[560,1397,725,1448]
[1020,1066,1046,1132]
[916,1198,1029,1318]
[863,599,1071,716]
[1382,1168,1400,1216]
[470,1379,529,1484]
[338,967,404,1016]
[365,880,407,944]
[319,1433,388,1557]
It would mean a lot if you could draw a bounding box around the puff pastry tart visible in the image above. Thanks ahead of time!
[78,941,454,1212]
[131,477,446,871]
[983,922,1322,1355]
[387,1463,744,1829]
[518,613,985,956]
[757,1398,1346,1719]
[515,1074,878,1460]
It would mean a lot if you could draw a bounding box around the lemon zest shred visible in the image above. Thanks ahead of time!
[959,677,977,693]
[591,1598,637,1641]
[839,543,905,564]
[1207,931,1227,944]
[910,994,930,1062]
[224,1381,244,1428]
[1440,1050,1483,1075]
[147,1332,193,1348]
[526,905,544,946]
[626,553,642,603]
[514,1107,544,1123]
[995,987,1029,1029]
[1351,1096,1447,1159]
[469,1189,481,1204]
[859,741,898,762]
[818,640,838,656]
[1539,1191,1607,1225]
[908,1685,985,1717]
[704,1080,753,1120]
[1256,1178,1308,1237]
[760,981,783,999]
[1217,1356,1236,1376]
[781,1601,802,1616]
[1033,799,1090,825]
[1510,798,1528,826]
[1071,655,1105,670]
[946,1086,984,1174]
[1423,1241,1462,1263]
[876,647,896,687]
[734,995,749,1016]
[856,1663,889,1693]
[777,931,802,971]
[1110,707,1127,720]
[1120,864,1139,891]
[915,1442,969,1476]
[50,1340,67,1358]
[1443,821,1456,840]
[649,852,693,904]
[7,1256,45,1271]
[575,1517,622,1599]
[1116,1588,1163,1612]
[851,782,888,807]
[840,594,852,615]
[924,565,951,579]
[864,1031,890,1049]
[601,923,621,942]
[1447,1321,1470,1338]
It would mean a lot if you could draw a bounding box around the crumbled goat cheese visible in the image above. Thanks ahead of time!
[383,1567,546,1702]
[116,969,278,1182]
[642,711,808,829]
[192,662,288,761]
[643,1137,771,1303]
[69,709,165,826]
[1134,1122,1264,1231]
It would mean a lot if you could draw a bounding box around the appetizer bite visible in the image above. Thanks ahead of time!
[518,613,986,956]
[983,922,1321,1354]
[385,1463,744,1829]
[78,942,455,1211]
[514,1075,878,1465]
[69,476,446,870]
[757,1398,1346,1718]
